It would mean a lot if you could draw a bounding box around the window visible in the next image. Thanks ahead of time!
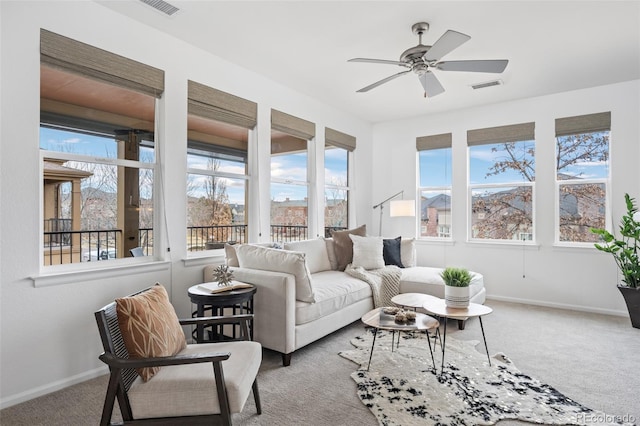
[270,110,315,242]
[40,30,163,267]
[324,128,355,236]
[468,122,535,241]
[417,133,452,239]
[555,112,610,243]
[186,81,255,252]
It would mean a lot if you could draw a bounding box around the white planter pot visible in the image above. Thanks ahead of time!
[445,285,470,308]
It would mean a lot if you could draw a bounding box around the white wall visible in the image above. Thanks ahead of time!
[0,1,372,408]
[373,80,640,315]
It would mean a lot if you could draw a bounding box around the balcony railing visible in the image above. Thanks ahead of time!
[44,224,349,264]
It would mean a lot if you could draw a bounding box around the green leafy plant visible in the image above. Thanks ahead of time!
[591,193,640,288]
[440,267,472,287]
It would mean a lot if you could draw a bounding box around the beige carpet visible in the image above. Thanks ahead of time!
[2,299,639,425]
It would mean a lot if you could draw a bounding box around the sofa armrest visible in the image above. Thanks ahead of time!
[230,267,297,355]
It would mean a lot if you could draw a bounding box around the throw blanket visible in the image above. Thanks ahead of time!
[345,265,402,307]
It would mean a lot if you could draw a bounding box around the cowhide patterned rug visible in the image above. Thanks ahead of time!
[339,329,632,426]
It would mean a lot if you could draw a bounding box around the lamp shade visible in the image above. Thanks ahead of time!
[389,199,415,217]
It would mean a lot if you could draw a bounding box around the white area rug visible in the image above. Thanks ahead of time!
[340,329,633,426]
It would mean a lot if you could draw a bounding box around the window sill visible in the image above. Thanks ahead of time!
[32,260,171,288]
[183,251,226,268]
[465,240,541,250]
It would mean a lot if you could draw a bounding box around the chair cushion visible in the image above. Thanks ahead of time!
[284,238,331,274]
[349,234,384,270]
[128,341,262,418]
[236,244,315,302]
[115,284,186,382]
[331,225,366,271]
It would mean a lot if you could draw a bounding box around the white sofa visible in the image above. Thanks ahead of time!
[203,235,485,366]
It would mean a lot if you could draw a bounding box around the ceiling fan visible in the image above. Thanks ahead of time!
[348,22,508,97]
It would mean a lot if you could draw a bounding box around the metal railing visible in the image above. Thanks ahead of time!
[187,225,247,252]
[43,229,122,266]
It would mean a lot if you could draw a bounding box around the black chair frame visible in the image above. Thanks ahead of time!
[95,297,261,426]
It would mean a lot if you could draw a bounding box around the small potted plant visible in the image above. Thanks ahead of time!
[591,193,640,328]
[441,266,472,308]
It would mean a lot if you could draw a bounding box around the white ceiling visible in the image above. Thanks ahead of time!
[97,0,640,124]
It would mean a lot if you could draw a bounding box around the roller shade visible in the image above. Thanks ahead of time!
[467,122,535,146]
[555,112,611,136]
[271,109,315,140]
[188,80,257,129]
[40,29,164,98]
[325,127,356,151]
[416,133,452,151]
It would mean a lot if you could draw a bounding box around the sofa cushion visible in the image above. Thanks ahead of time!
[331,225,367,271]
[295,271,372,325]
[383,236,403,267]
[225,242,282,267]
[284,239,331,274]
[115,284,186,382]
[236,244,315,303]
[349,234,384,270]
[400,238,416,268]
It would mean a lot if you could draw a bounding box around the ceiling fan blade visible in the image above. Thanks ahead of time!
[423,30,471,62]
[436,59,509,73]
[418,71,445,97]
[356,70,411,92]
[348,58,410,67]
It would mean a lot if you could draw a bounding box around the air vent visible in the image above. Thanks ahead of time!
[138,0,179,16]
[471,80,503,90]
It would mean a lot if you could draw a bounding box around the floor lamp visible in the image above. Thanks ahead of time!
[373,190,416,236]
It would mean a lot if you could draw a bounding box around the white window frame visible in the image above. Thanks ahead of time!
[417,143,453,241]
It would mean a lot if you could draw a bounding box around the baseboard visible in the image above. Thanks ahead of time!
[486,294,628,318]
[0,366,108,410]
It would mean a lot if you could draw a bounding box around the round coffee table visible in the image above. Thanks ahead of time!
[391,292,440,310]
[422,298,493,374]
[361,307,440,371]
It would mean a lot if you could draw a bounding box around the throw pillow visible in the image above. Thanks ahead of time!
[225,243,239,267]
[115,284,186,382]
[323,237,338,270]
[284,239,332,274]
[236,244,315,303]
[400,238,416,267]
[349,234,385,270]
[331,225,367,271]
[383,236,404,267]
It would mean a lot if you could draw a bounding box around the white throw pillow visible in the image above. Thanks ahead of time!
[236,244,315,303]
[349,234,385,270]
[400,238,416,268]
[323,237,338,270]
[284,239,331,274]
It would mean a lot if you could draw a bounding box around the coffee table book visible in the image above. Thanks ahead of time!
[197,281,253,294]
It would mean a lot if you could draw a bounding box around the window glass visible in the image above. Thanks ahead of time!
[186,114,248,252]
[418,147,451,238]
[468,140,535,241]
[324,145,349,235]
[556,130,609,243]
[271,131,308,242]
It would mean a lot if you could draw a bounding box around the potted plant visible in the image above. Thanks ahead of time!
[591,193,640,328]
[441,267,472,308]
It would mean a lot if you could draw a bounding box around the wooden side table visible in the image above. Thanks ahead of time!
[187,282,256,343]
[422,298,493,374]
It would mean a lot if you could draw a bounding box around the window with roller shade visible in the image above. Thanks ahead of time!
[39,29,163,267]
[324,128,354,236]
[186,80,254,252]
[555,112,610,244]
[270,110,315,242]
[417,133,452,239]
[468,122,535,242]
